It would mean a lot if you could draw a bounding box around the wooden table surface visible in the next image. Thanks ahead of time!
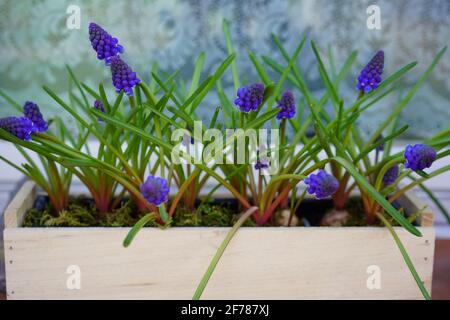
[0,240,448,300]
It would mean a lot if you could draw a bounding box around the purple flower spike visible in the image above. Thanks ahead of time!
[0,116,34,141]
[383,163,399,186]
[304,170,339,199]
[141,175,170,206]
[89,23,124,65]
[276,91,296,120]
[110,56,141,96]
[357,50,384,93]
[23,101,48,133]
[404,144,437,171]
[234,83,265,113]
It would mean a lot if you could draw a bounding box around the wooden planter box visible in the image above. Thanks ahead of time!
[3,181,435,300]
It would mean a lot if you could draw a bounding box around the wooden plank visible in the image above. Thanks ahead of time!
[397,191,434,227]
[3,181,36,228]
[4,226,434,300]
[3,181,436,299]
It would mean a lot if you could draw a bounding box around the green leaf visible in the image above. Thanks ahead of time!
[332,156,422,237]
[410,176,450,224]
[376,212,431,300]
[189,52,205,96]
[223,19,240,90]
[248,50,271,85]
[193,207,258,299]
[123,213,156,248]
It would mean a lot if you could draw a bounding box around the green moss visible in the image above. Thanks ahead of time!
[173,204,201,226]
[99,201,139,227]
[23,196,404,228]
[23,197,145,228]
[23,201,96,227]
[343,196,401,227]
[173,202,250,227]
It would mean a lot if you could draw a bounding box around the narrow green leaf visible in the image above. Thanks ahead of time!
[123,213,156,247]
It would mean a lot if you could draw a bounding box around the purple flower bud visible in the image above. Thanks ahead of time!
[0,116,34,141]
[93,100,106,121]
[254,146,270,170]
[23,101,48,133]
[110,56,141,96]
[404,144,437,171]
[140,175,170,206]
[276,91,296,120]
[234,83,265,113]
[357,50,384,93]
[89,23,124,65]
[94,100,105,113]
[304,170,339,199]
[382,163,399,186]
[254,160,270,170]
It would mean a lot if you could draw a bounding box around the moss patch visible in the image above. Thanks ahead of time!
[23,197,254,228]
[23,196,142,228]
[23,196,406,228]
[173,202,255,227]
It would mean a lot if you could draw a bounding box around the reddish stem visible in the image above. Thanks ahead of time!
[258,186,291,226]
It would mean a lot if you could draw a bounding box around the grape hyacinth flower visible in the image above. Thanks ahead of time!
[382,163,399,186]
[304,170,339,199]
[276,91,296,120]
[110,56,141,96]
[404,144,437,171]
[357,50,384,93]
[0,116,34,141]
[23,101,48,133]
[234,83,265,113]
[88,23,124,65]
[141,175,170,206]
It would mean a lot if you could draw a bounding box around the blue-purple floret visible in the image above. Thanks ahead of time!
[110,56,141,96]
[94,100,105,113]
[304,170,339,199]
[23,101,47,133]
[141,175,170,206]
[254,159,269,170]
[0,116,34,141]
[234,83,264,113]
[404,144,437,171]
[276,91,296,120]
[383,163,399,186]
[357,50,384,93]
[89,23,124,65]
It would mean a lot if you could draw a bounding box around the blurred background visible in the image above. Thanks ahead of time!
[0,0,450,138]
[0,0,450,297]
